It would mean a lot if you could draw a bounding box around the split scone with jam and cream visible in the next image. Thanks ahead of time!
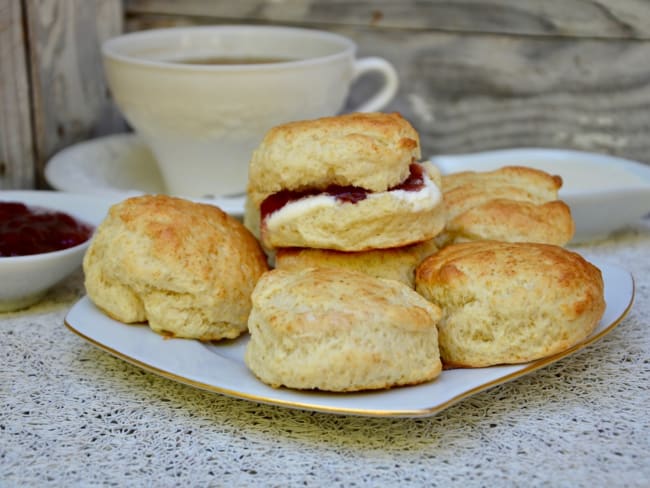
[244,112,446,251]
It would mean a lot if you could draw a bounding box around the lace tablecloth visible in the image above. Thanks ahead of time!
[2,220,649,487]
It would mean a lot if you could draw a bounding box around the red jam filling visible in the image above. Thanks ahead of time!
[260,163,426,221]
[0,202,94,257]
[393,162,425,191]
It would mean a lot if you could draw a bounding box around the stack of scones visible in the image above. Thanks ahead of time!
[83,112,606,393]
[243,112,447,391]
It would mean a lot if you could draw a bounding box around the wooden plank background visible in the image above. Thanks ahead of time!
[124,0,650,163]
[25,0,125,188]
[124,0,650,39]
[0,0,35,189]
[3,0,650,190]
[0,0,124,190]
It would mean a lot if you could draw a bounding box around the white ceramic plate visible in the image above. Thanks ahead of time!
[44,133,245,216]
[430,148,650,243]
[65,257,633,418]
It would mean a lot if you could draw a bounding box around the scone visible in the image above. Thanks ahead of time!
[274,239,438,287]
[415,241,605,367]
[83,195,269,341]
[439,166,575,246]
[245,112,446,251]
[245,267,443,392]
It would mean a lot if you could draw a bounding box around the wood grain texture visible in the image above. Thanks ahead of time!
[0,0,35,189]
[125,0,650,39]
[24,0,125,187]
[125,10,650,165]
[341,28,650,162]
[4,0,647,191]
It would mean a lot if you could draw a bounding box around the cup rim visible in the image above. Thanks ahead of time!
[102,24,356,71]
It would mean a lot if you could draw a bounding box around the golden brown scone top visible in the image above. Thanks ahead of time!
[415,241,605,367]
[275,239,438,287]
[245,266,443,392]
[416,240,601,291]
[443,165,562,192]
[252,266,441,336]
[446,199,574,245]
[83,195,269,341]
[247,112,421,206]
[439,165,574,246]
[95,195,264,279]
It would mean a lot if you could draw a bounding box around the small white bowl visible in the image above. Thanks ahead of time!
[0,191,119,312]
[430,148,650,243]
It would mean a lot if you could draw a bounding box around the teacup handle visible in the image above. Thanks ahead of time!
[349,57,399,113]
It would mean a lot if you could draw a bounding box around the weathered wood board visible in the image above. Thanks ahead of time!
[1,0,124,189]
[124,1,650,163]
[345,28,650,161]
[4,0,650,191]
[0,0,35,189]
[24,0,125,187]
[125,0,650,39]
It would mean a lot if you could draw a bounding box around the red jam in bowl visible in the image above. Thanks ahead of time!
[0,202,94,257]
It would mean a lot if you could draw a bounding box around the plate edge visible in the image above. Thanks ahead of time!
[64,266,635,418]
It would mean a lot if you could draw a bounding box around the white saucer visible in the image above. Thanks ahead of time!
[45,133,245,216]
[45,133,165,195]
[46,136,650,241]
[431,148,650,243]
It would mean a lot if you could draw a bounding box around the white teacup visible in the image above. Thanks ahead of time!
[102,25,399,198]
